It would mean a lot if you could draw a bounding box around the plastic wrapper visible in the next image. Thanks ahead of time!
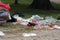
[45,16,56,24]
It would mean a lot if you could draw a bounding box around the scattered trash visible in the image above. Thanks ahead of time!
[13,14,23,21]
[7,14,60,30]
[22,33,37,37]
[0,31,5,36]
[48,23,54,28]
[34,23,44,29]
[53,25,60,29]
[30,15,43,20]
[20,21,28,25]
[45,16,56,24]
[12,12,24,17]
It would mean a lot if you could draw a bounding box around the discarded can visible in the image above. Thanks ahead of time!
[27,24,31,27]
[48,23,54,28]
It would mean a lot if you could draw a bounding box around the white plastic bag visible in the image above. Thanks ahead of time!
[22,33,37,37]
[0,31,5,36]
[30,15,43,20]
[53,25,60,29]
[45,16,56,24]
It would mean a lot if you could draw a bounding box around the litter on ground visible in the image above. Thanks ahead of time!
[0,31,5,36]
[22,33,37,37]
[10,14,60,30]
